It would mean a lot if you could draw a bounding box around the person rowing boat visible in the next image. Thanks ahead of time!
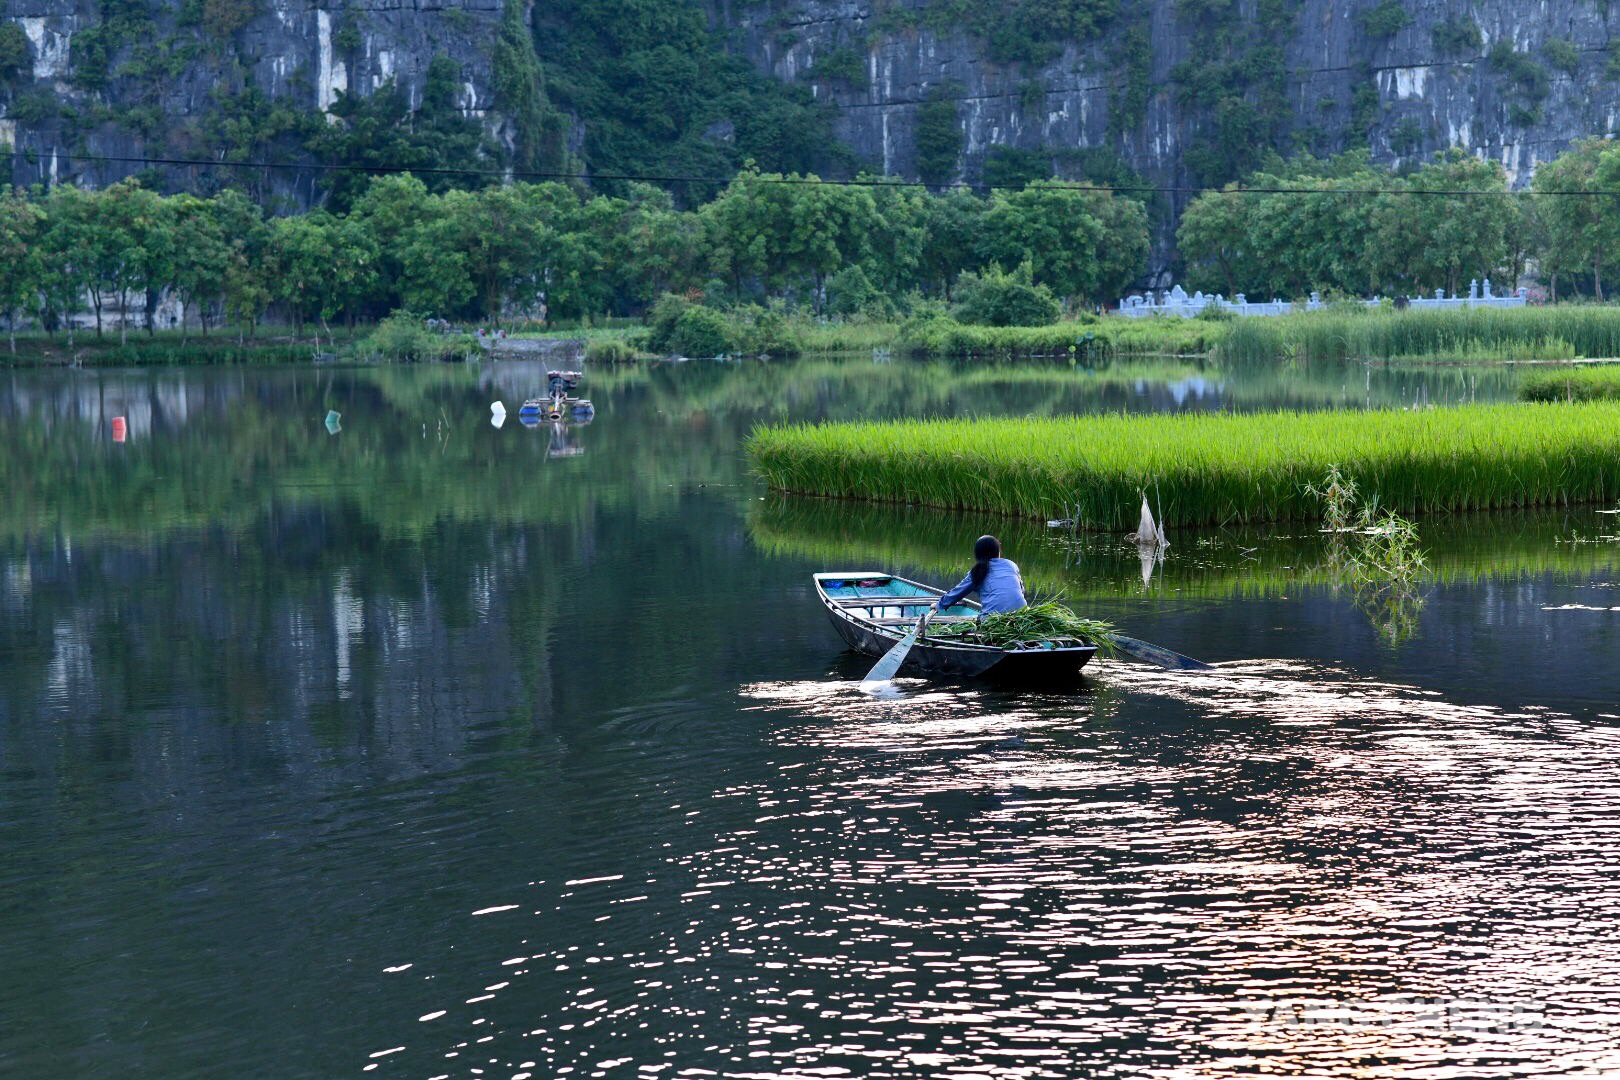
[935,535,1027,614]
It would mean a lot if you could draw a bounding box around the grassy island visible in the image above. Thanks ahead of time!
[746,403,1620,528]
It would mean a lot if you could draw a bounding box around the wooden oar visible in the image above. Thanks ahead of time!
[1105,632,1211,671]
[860,612,929,692]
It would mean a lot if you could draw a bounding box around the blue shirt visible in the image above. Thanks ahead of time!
[937,558,1027,614]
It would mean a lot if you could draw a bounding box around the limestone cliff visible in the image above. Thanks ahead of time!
[3,0,1618,220]
[739,0,1620,189]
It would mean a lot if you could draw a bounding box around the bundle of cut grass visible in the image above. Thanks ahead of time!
[746,402,1620,527]
[928,601,1117,652]
[1518,366,1620,402]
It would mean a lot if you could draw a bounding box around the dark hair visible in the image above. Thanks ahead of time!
[969,535,1001,590]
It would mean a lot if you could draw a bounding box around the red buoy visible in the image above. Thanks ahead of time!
[112,416,127,443]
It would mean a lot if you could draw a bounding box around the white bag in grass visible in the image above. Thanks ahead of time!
[1130,495,1168,549]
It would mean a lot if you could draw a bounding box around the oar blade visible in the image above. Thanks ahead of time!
[861,624,921,691]
[1107,633,1211,671]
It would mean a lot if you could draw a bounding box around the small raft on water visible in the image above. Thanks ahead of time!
[814,572,1097,684]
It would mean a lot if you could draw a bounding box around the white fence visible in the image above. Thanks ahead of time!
[1119,280,1529,319]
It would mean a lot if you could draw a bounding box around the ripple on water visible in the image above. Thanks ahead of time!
[370,666,1620,1079]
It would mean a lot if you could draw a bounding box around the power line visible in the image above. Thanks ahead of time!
[8,147,1618,199]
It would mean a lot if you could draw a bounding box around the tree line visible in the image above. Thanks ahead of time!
[1177,142,1620,303]
[0,170,1149,350]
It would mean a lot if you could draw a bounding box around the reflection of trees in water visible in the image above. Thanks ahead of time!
[0,507,565,797]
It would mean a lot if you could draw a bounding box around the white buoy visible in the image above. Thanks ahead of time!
[491,400,506,415]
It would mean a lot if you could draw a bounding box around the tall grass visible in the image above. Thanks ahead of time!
[1519,365,1620,402]
[1220,306,1620,364]
[746,403,1620,527]
[896,316,1222,360]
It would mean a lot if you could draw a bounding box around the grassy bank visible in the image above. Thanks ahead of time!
[746,403,1620,528]
[1519,365,1620,402]
[4,332,330,367]
[1220,305,1620,364]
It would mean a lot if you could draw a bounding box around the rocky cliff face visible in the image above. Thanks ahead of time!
[737,0,1620,186]
[3,0,1618,224]
[1,0,509,197]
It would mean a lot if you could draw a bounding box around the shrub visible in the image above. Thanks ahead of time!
[645,293,692,352]
[951,262,1061,327]
[1544,38,1581,76]
[667,306,738,357]
[1432,16,1481,56]
[584,337,635,363]
[1357,0,1412,38]
[358,312,470,362]
[824,265,896,320]
[0,21,29,85]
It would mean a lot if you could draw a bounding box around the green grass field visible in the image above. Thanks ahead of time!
[747,402,1620,527]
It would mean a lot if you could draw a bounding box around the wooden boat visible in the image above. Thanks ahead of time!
[814,572,1098,683]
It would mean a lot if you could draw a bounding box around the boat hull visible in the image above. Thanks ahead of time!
[815,572,1096,685]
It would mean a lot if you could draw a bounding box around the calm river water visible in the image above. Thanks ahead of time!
[3,356,1619,1079]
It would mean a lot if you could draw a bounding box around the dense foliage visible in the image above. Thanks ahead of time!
[0,169,1151,344]
[1178,150,1526,297]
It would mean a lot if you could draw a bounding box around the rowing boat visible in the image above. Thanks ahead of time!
[814,572,1098,683]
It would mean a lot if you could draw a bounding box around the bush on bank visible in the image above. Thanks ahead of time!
[747,403,1620,527]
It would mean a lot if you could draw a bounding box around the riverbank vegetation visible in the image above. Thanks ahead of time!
[9,137,1620,362]
[746,403,1620,527]
[1219,305,1620,363]
[1518,365,1620,401]
[0,171,1151,353]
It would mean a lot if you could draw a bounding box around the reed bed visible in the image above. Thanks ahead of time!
[746,403,1620,527]
[1519,365,1620,402]
[897,317,1221,360]
[1220,306,1620,364]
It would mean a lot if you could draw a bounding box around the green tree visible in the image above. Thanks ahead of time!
[1372,150,1517,296]
[980,181,1147,303]
[1542,139,1620,301]
[209,188,273,340]
[165,193,230,336]
[919,187,987,300]
[1177,186,1250,296]
[0,189,45,353]
[269,213,338,340]
[38,186,93,344]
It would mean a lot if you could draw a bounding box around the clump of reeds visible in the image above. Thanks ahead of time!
[1518,365,1620,402]
[1219,306,1620,364]
[746,402,1620,527]
[1306,465,1430,645]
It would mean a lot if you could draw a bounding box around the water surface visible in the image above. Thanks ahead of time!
[2,357,1618,1079]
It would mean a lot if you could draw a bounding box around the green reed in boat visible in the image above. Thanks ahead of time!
[929,601,1118,654]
